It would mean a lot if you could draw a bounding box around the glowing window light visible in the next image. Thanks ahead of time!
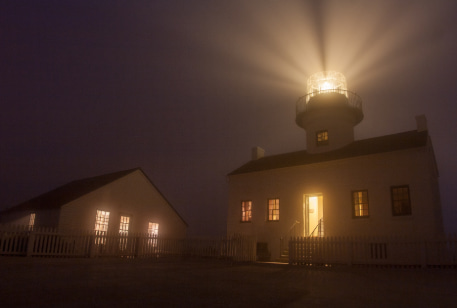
[268,198,279,221]
[316,130,329,146]
[28,213,36,230]
[307,71,348,101]
[94,210,110,244]
[241,201,252,222]
[119,216,130,250]
[119,216,130,236]
[95,210,110,233]
[148,222,159,247]
[353,191,369,217]
[148,222,159,236]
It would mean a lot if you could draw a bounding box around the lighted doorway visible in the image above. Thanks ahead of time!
[303,194,324,237]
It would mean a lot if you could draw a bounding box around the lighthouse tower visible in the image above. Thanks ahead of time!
[296,71,363,153]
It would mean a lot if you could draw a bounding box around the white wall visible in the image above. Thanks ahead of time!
[59,170,187,238]
[227,145,443,259]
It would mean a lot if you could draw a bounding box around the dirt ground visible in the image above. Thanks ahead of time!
[1,257,456,307]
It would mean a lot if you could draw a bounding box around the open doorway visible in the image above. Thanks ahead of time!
[303,194,324,237]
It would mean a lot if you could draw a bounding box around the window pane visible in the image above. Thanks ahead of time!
[148,222,159,247]
[28,213,36,230]
[95,210,110,233]
[352,190,369,218]
[241,201,252,222]
[148,222,159,236]
[316,130,329,146]
[267,199,279,221]
[119,216,130,235]
[94,210,110,245]
[391,186,411,216]
[119,216,130,250]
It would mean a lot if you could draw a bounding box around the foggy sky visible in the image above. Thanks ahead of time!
[1,0,456,235]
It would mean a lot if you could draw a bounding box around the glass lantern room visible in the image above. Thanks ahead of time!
[306,71,348,102]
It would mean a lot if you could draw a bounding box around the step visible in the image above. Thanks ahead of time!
[275,256,289,263]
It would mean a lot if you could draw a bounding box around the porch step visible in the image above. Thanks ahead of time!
[275,249,289,263]
[276,255,289,263]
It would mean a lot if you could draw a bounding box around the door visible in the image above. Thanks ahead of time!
[304,194,323,237]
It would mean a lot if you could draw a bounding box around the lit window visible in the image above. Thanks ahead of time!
[241,201,252,222]
[316,130,329,146]
[267,199,279,221]
[148,222,159,236]
[119,216,130,236]
[352,190,369,218]
[148,222,159,247]
[94,210,110,244]
[391,186,411,216]
[28,213,36,230]
[119,216,130,250]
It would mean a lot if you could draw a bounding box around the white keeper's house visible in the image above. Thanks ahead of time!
[227,71,444,260]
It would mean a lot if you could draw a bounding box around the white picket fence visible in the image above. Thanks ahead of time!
[289,235,457,268]
[0,225,256,262]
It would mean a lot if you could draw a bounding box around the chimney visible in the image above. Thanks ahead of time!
[252,146,265,160]
[415,114,428,132]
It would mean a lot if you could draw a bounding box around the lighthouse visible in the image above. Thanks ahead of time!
[295,71,363,153]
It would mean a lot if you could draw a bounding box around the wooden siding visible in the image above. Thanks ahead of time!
[228,145,444,259]
[58,170,186,238]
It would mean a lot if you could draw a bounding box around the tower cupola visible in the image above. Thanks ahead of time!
[296,71,363,153]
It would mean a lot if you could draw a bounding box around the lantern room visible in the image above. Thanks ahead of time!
[306,71,348,102]
[296,71,363,153]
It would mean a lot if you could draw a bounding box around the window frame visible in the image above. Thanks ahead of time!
[148,222,159,237]
[316,130,329,146]
[119,215,130,250]
[352,190,369,218]
[94,210,110,245]
[391,185,412,216]
[241,200,252,223]
[119,215,130,236]
[148,222,159,247]
[267,198,280,222]
[95,210,110,233]
[28,213,36,231]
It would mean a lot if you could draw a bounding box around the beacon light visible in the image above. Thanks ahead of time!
[306,71,348,102]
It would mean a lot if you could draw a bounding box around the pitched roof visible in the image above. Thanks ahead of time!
[229,130,429,175]
[0,169,188,226]
[0,168,141,214]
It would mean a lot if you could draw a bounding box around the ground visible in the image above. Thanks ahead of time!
[1,257,456,307]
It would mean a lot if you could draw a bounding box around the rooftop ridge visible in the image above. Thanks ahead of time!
[229,130,428,176]
[0,168,141,214]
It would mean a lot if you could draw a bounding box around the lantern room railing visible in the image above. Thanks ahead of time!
[296,89,363,115]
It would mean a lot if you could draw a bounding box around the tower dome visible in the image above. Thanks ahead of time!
[296,71,363,153]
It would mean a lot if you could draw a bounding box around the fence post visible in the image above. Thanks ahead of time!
[135,234,142,258]
[26,230,35,257]
[89,233,97,258]
[346,237,353,267]
[420,240,427,269]
[288,237,294,265]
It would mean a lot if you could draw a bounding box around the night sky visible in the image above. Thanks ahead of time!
[1,1,456,235]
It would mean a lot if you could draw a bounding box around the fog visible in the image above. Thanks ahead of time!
[1,1,456,235]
